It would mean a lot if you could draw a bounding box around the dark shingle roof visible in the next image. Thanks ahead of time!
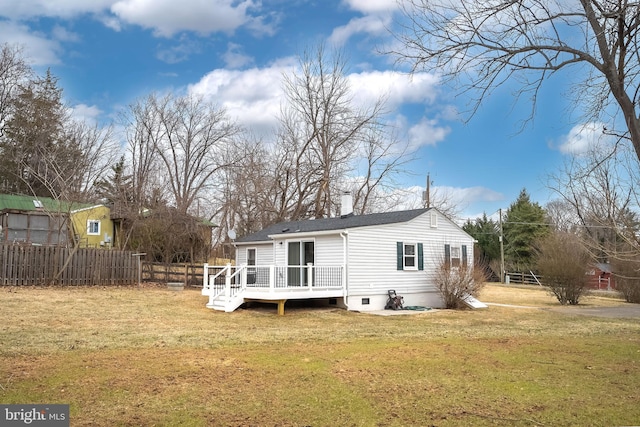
[236,208,431,243]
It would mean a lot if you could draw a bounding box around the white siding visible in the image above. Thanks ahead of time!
[232,210,475,312]
[236,243,274,265]
[272,233,344,266]
[346,210,474,310]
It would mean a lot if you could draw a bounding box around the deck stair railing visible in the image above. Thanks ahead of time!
[202,263,247,301]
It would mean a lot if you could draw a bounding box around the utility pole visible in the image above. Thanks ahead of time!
[499,208,505,283]
[423,173,431,208]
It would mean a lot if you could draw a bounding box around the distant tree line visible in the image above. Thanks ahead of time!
[464,186,640,304]
[0,43,412,263]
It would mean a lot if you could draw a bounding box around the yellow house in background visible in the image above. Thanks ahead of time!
[70,204,114,248]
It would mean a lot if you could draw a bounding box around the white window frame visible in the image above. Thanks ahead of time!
[403,243,418,270]
[450,246,461,268]
[87,220,100,236]
[246,248,257,266]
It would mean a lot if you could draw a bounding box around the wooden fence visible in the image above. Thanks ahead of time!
[142,262,205,287]
[0,244,137,286]
[505,271,543,286]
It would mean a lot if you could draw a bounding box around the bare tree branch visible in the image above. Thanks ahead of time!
[392,0,640,161]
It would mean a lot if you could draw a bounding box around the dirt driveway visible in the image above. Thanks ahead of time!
[487,302,640,319]
[546,304,640,319]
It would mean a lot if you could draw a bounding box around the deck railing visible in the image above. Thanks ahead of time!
[203,263,344,296]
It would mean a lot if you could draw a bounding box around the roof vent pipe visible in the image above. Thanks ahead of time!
[340,191,354,218]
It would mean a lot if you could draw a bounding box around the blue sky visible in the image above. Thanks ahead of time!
[0,0,596,221]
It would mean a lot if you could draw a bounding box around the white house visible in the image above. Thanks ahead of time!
[202,196,475,314]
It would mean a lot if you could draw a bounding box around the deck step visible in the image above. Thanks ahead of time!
[205,290,245,312]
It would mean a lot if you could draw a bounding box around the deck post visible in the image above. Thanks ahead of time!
[277,299,285,315]
[307,263,313,288]
[203,263,208,289]
[203,263,214,307]
[225,263,232,303]
[269,265,275,292]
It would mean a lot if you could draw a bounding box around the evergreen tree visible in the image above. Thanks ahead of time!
[0,69,81,198]
[503,189,550,271]
[463,213,500,262]
[95,156,134,205]
[463,213,501,280]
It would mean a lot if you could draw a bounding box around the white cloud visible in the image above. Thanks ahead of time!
[96,13,122,32]
[407,117,450,149]
[69,103,103,125]
[437,185,504,205]
[342,0,398,14]
[329,15,390,45]
[51,25,80,43]
[189,66,444,141]
[0,0,275,37]
[188,60,294,135]
[383,184,504,219]
[156,37,201,64]
[556,122,607,155]
[222,43,254,69]
[0,0,114,20]
[0,21,63,65]
[111,0,259,37]
[348,70,440,108]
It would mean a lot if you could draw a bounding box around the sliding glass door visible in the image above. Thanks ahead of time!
[287,241,314,286]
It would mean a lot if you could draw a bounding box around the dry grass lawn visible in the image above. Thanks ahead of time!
[0,283,639,426]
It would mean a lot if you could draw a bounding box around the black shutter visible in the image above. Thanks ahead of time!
[444,244,450,268]
[462,245,468,268]
[397,242,404,270]
[418,243,424,271]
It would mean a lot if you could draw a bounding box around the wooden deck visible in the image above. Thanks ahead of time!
[202,264,345,313]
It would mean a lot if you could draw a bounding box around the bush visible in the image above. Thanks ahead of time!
[433,262,487,309]
[535,232,590,305]
[611,254,640,303]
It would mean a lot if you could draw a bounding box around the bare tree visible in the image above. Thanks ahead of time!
[0,43,31,137]
[545,199,581,233]
[214,45,414,242]
[151,93,242,214]
[547,140,640,261]
[547,139,640,301]
[392,0,640,163]
[122,93,166,210]
[60,120,120,201]
[277,44,409,220]
[348,126,413,215]
[214,138,278,241]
